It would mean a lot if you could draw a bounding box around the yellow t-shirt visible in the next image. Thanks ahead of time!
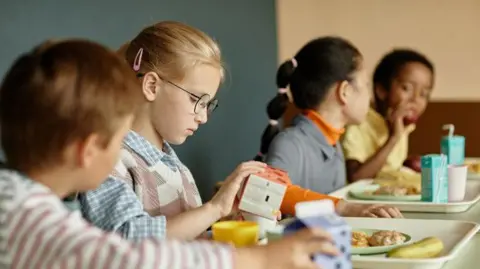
[341,108,415,173]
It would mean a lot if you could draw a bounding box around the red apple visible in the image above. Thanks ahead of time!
[403,155,421,172]
[403,116,418,126]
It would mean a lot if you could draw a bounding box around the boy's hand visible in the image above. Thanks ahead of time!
[387,102,415,140]
[336,200,403,218]
[237,228,339,269]
[209,161,266,218]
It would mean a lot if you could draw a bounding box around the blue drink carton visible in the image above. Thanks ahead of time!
[284,200,351,269]
[421,154,448,203]
[440,124,465,165]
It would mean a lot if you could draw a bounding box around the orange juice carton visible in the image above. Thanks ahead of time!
[237,166,289,220]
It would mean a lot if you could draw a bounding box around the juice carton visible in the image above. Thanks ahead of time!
[284,200,352,269]
[421,154,448,203]
[440,124,465,165]
[237,166,289,220]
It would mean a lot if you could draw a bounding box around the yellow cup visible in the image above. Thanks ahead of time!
[212,221,259,247]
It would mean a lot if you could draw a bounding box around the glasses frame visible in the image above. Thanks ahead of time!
[137,73,219,115]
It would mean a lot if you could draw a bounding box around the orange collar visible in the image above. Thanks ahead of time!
[304,110,345,145]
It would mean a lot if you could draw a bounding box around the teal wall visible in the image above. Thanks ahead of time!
[0,0,278,200]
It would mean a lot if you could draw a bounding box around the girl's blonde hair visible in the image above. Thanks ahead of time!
[121,21,224,82]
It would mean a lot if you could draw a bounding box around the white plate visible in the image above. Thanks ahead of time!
[329,179,480,213]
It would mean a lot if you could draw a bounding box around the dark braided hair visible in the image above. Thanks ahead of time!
[254,36,362,161]
[254,59,296,161]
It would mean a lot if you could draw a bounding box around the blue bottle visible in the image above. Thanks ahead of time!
[284,200,352,269]
[440,124,465,165]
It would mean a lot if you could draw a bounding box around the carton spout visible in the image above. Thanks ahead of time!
[442,124,455,138]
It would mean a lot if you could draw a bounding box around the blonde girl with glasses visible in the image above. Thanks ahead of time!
[80,21,266,241]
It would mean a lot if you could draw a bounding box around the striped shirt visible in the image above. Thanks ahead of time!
[0,170,234,269]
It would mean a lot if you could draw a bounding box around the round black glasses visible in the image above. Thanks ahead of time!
[137,73,219,115]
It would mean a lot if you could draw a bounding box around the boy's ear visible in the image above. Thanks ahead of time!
[374,84,388,102]
[141,72,162,102]
[77,134,102,168]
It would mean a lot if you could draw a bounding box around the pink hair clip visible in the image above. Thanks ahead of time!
[291,58,298,68]
[278,88,288,94]
[133,48,144,71]
[269,119,279,126]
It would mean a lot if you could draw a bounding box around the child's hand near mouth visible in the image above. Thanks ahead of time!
[387,102,416,140]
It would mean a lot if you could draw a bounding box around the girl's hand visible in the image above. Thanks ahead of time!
[209,161,266,218]
[357,204,403,218]
[336,200,403,218]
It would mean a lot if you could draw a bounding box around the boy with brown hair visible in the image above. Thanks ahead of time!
[0,39,337,269]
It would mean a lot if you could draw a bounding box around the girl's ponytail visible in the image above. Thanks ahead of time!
[254,58,297,161]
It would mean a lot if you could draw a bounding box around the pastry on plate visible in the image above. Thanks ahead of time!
[368,230,406,247]
[373,185,420,196]
[351,231,369,248]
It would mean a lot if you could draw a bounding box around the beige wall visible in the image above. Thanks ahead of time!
[276,0,480,101]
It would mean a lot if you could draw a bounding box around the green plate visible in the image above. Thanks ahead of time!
[349,184,421,201]
[352,229,411,255]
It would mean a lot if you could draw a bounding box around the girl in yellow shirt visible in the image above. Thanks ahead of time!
[342,49,435,181]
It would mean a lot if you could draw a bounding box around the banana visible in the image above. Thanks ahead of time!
[387,237,444,259]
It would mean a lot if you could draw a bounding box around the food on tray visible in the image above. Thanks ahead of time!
[387,236,444,259]
[375,170,421,183]
[351,231,369,247]
[467,162,480,174]
[372,179,421,191]
[351,230,406,248]
[373,170,421,195]
[372,185,420,196]
[368,230,407,246]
